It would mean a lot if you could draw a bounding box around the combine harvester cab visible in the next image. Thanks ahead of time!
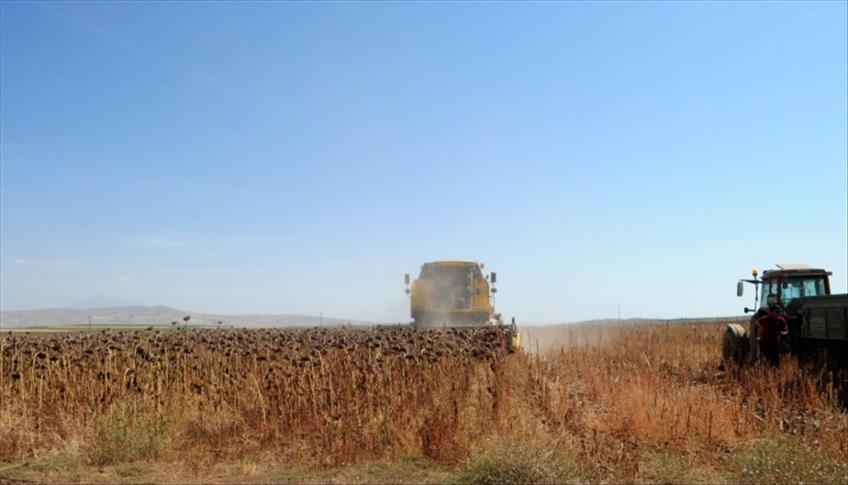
[405,261,520,352]
[724,263,848,368]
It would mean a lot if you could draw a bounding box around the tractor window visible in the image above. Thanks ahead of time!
[761,277,827,308]
[783,278,827,304]
[761,280,780,307]
[801,278,826,298]
[780,280,805,304]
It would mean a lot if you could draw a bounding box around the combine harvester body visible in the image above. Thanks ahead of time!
[405,260,520,352]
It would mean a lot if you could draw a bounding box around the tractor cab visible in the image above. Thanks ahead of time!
[730,264,839,361]
[738,264,832,317]
[759,270,830,315]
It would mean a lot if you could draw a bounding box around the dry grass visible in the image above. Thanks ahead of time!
[1,322,846,484]
[524,322,847,482]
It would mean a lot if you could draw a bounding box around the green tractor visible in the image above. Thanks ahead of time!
[723,264,847,367]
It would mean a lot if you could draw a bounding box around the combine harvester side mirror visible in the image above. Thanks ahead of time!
[490,272,497,283]
[404,273,410,285]
[737,281,744,297]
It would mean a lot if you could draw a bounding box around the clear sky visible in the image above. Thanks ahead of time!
[1,1,846,323]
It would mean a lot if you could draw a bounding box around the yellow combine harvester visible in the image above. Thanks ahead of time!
[404,260,520,351]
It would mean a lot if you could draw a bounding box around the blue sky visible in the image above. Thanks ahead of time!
[1,1,846,323]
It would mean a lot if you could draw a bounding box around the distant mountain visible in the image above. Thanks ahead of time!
[0,305,372,329]
[65,296,139,309]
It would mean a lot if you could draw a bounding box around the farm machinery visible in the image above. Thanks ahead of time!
[404,260,521,352]
[723,264,847,368]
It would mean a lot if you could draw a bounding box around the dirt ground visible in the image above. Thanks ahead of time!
[1,458,454,485]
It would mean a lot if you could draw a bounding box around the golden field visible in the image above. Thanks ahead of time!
[1,321,846,484]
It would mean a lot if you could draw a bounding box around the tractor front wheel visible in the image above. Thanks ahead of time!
[723,323,749,364]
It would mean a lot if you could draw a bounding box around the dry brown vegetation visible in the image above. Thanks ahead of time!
[1,322,846,484]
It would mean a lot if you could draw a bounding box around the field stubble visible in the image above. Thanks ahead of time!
[1,322,846,483]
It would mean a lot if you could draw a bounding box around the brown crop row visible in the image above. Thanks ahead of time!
[1,326,516,465]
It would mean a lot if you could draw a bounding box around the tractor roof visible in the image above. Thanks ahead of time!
[762,263,831,279]
[775,263,812,270]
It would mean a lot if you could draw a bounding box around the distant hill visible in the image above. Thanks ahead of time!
[0,305,371,329]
